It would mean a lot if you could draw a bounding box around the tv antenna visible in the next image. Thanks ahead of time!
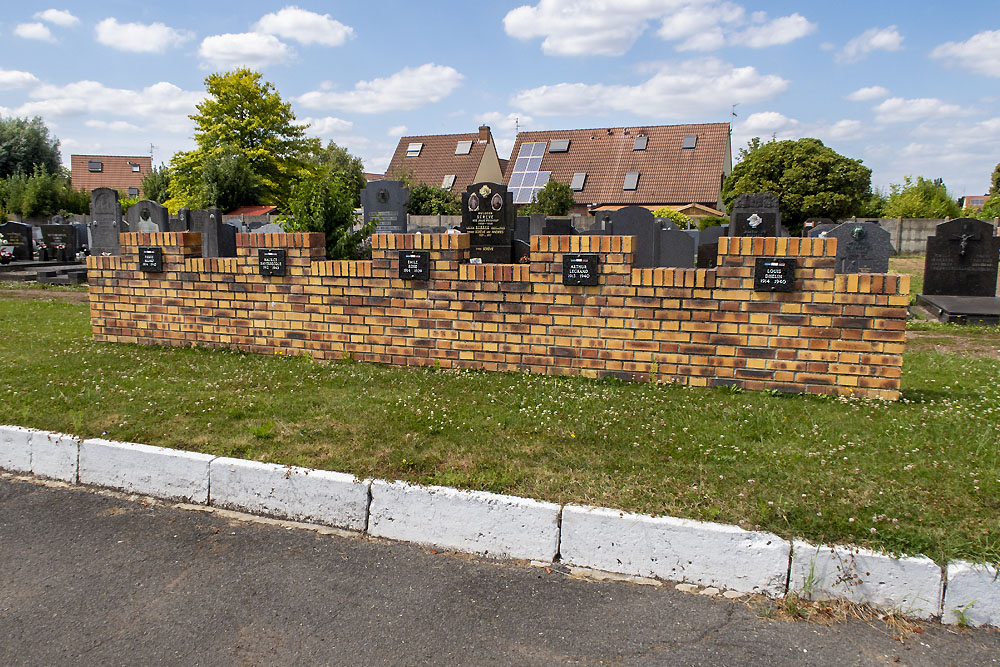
[149,142,158,162]
[731,103,739,118]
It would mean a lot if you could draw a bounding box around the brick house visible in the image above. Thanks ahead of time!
[70,154,152,198]
[384,126,504,194]
[504,123,732,217]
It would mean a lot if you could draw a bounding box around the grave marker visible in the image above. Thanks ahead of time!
[361,180,409,234]
[138,247,163,272]
[258,249,286,276]
[730,193,782,237]
[399,250,430,280]
[827,222,892,274]
[125,200,168,233]
[461,182,515,263]
[754,257,796,291]
[0,221,32,260]
[89,187,125,255]
[563,254,599,286]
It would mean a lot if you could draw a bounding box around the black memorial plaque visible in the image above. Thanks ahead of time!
[754,257,796,291]
[138,246,163,273]
[461,182,515,263]
[399,250,430,280]
[563,254,600,286]
[922,218,1000,297]
[258,248,286,276]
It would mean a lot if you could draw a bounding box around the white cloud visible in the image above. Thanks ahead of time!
[387,125,408,136]
[872,97,966,123]
[34,9,78,26]
[297,116,353,135]
[297,63,464,113]
[95,18,194,54]
[511,58,787,118]
[930,30,1000,78]
[14,23,54,42]
[732,112,868,153]
[836,26,903,64]
[85,119,143,132]
[254,6,353,46]
[846,85,890,102]
[198,33,294,69]
[17,80,204,134]
[0,69,39,89]
[732,13,816,48]
[505,1,814,56]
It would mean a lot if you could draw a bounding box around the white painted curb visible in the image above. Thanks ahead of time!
[789,539,943,619]
[210,457,370,531]
[943,561,1000,627]
[0,425,33,474]
[368,479,560,561]
[560,505,790,596]
[30,429,79,482]
[78,438,214,503]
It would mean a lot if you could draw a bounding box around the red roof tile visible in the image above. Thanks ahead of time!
[70,155,151,197]
[385,128,500,194]
[503,123,731,208]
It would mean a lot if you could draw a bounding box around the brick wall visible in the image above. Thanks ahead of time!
[87,232,910,400]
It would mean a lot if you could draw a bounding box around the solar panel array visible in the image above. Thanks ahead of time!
[508,142,551,204]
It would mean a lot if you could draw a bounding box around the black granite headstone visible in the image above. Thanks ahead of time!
[542,217,576,235]
[461,182,515,263]
[89,186,125,255]
[170,207,190,233]
[513,216,530,263]
[563,254,599,286]
[605,206,660,268]
[730,193,781,237]
[807,223,839,238]
[659,228,696,268]
[125,200,169,233]
[361,180,409,234]
[399,250,430,280]
[0,221,32,260]
[190,208,235,257]
[696,225,728,268]
[827,222,891,274]
[258,248,286,276]
[40,225,78,261]
[754,257,796,291]
[922,218,1000,297]
[138,246,163,272]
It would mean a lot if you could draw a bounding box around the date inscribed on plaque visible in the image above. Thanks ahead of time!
[754,257,796,291]
[562,254,599,286]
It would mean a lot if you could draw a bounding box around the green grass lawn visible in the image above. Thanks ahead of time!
[1,296,998,566]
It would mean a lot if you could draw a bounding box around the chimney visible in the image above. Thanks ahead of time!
[478,125,490,143]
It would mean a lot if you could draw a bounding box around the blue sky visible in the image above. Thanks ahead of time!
[1,2,998,196]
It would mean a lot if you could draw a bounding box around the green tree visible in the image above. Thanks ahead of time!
[407,184,461,215]
[0,116,61,179]
[982,163,1000,218]
[169,68,313,208]
[519,179,575,216]
[141,163,172,203]
[884,176,961,218]
[722,137,873,234]
[0,166,86,218]
[280,170,369,259]
[652,206,693,229]
[302,141,365,207]
[199,150,263,212]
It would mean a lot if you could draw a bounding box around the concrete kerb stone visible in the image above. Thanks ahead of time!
[559,505,791,596]
[368,479,561,561]
[0,425,33,474]
[943,561,1000,627]
[79,438,214,503]
[209,457,370,532]
[789,539,943,620]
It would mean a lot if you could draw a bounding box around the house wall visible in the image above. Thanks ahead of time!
[87,231,909,401]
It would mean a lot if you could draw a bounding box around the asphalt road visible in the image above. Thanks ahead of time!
[1,474,998,666]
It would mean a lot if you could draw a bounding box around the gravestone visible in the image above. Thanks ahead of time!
[803,218,834,235]
[89,187,126,255]
[0,221,32,260]
[696,225,727,268]
[605,206,660,268]
[563,254,599,286]
[361,180,409,234]
[461,182,515,263]
[542,217,576,235]
[40,225,79,261]
[125,200,169,233]
[170,208,190,232]
[827,222,891,274]
[190,208,235,257]
[513,217,530,263]
[71,223,89,255]
[730,193,782,237]
[922,219,1000,296]
[754,257,796,291]
[807,223,839,238]
[659,228,696,268]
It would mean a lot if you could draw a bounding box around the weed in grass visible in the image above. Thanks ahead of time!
[250,420,275,439]
[952,600,977,628]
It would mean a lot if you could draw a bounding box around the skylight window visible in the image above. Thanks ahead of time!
[633,135,648,151]
[570,172,586,191]
[455,140,473,155]
[88,160,103,172]
[548,139,570,153]
[130,162,140,173]
[623,171,640,191]
[682,134,698,149]
[406,142,423,157]
[442,174,456,189]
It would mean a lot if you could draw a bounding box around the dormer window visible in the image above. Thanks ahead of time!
[129,162,141,172]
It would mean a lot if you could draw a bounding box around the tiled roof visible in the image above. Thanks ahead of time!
[227,205,279,216]
[70,154,151,197]
[385,131,492,193]
[503,123,730,207]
